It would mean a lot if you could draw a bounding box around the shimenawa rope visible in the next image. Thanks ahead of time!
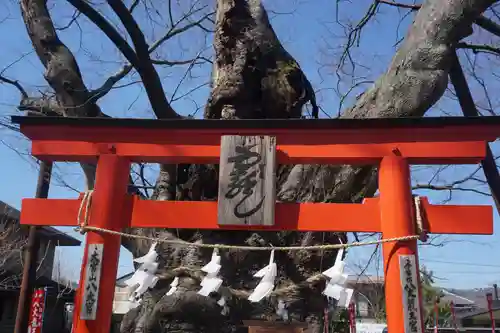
[74,191,426,299]
[75,190,425,251]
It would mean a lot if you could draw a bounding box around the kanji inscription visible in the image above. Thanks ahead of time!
[218,136,276,226]
[80,243,104,320]
[399,255,423,333]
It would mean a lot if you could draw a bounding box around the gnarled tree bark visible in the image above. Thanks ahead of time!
[121,1,495,333]
[15,0,497,332]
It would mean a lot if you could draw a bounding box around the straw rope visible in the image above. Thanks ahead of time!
[74,191,426,300]
[75,190,424,251]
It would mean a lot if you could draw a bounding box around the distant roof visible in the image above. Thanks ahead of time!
[116,272,134,287]
[0,200,80,246]
[441,289,476,305]
[458,305,500,320]
[445,287,499,310]
[0,200,20,220]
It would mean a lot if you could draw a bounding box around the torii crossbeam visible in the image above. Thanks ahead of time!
[11,115,500,333]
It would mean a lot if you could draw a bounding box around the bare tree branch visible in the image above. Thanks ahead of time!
[457,42,500,55]
[358,1,500,59]
[66,0,141,68]
[151,56,211,66]
[88,65,133,103]
[129,0,140,13]
[475,15,500,37]
[86,2,212,103]
[148,8,213,53]
[55,9,81,31]
[0,75,28,99]
[106,0,180,119]
[413,183,491,196]
[449,51,500,214]
[66,0,182,118]
[376,0,421,10]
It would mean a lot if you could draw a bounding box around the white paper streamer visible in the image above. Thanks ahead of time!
[248,250,277,303]
[124,243,160,302]
[217,296,230,315]
[198,249,223,297]
[321,239,353,308]
[166,277,179,296]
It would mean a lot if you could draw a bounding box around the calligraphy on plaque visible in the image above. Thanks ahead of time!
[80,243,104,320]
[218,135,276,226]
[399,254,423,333]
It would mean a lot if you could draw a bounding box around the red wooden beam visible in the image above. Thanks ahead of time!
[419,197,493,234]
[30,141,486,164]
[19,196,493,234]
[17,124,500,146]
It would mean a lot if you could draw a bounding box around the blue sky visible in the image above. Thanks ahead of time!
[1,0,499,289]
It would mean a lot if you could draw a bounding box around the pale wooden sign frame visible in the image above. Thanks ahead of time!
[399,254,424,333]
[217,135,276,226]
[80,243,104,320]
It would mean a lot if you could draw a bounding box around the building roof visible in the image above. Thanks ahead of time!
[116,272,134,287]
[441,289,477,305]
[0,200,80,246]
[445,287,499,310]
[459,306,500,321]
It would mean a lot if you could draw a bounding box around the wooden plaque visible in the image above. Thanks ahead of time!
[218,135,276,226]
[80,243,104,320]
[399,254,423,333]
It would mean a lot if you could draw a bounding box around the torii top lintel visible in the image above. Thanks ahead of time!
[10,115,500,165]
[12,115,499,235]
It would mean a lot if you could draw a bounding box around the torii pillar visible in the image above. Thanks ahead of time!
[10,115,500,333]
[380,154,422,332]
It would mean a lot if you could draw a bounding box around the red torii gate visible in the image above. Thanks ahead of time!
[11,115,500,333]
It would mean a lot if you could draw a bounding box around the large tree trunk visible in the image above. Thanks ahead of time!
[121,1,495,333]
[16,0,496,332]
[205,0,318,120]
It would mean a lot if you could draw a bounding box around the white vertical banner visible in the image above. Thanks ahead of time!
[399,254,423,333]
[80,243,104,320]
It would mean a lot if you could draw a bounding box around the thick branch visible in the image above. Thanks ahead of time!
[0,75,28,99]
[88,65,133,102]
[449,51,500,214]
[475,15,500,37]
[378,0,500,38]
[89,4,212,102]
[18,97,63,116]
[342,0,495,119]
[20,0,101,117]
[66,0,180,118]
[66,0,141,68]
[107,0,180,119]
